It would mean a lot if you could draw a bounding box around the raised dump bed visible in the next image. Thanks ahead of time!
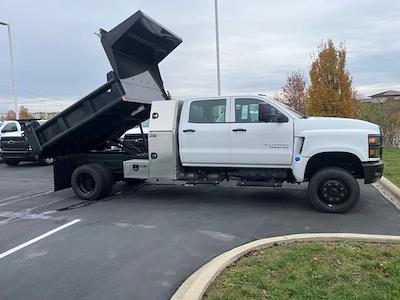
[25,10,182,158]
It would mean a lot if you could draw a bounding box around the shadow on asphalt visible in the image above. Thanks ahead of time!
[103,181,312,211]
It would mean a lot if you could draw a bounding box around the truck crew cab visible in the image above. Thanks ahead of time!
[25,11,383,213]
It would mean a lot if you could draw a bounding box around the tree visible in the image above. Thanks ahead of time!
[19,106,32,120]
[358,99,400,147]
[4,110,16,120]
[281,72,307,113]
[272,92,282,102]
[306,40,357,117]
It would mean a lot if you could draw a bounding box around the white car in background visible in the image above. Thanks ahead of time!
[0,120,53,166]
[0,120,22,139]
[120,120,149,153]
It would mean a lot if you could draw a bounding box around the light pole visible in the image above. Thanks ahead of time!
[0,21,18,119]
[214,0,221,96]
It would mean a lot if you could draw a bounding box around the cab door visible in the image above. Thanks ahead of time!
[230,97,293,166]
[179,98,231,165]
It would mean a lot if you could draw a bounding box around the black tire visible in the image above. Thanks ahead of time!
[39,158,54,166]
[308,167,360,213]
[71,164,106,200]
[91,164,114,197]
[5,159,20,166]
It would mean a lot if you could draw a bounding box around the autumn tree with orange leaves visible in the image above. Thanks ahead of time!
[306,40,357,117]
[19,106,33,120]
[282,72,307,114]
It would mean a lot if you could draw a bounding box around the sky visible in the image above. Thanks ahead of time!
[0,0,399,113]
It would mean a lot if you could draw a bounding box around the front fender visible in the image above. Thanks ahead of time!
[300,132,369,162]
[291,132,368,182]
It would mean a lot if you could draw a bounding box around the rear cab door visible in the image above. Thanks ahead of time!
[179,97,231,165]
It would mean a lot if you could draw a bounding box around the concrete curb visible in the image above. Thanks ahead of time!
[374,176,400,209]
[171,233,400,300]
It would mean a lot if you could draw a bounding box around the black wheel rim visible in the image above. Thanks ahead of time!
[77,173,95,194]
[318,179,349,206]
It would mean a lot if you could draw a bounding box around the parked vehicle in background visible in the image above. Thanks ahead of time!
[0,120,21,139]
[0,121,2,161]
[121,120,149,153]
[0,119,53,166]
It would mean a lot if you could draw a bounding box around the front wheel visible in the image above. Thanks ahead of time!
[308,167,360,213]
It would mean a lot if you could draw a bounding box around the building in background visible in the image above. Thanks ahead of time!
[364,90,400,103]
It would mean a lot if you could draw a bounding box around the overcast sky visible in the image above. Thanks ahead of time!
[0,0,399,112]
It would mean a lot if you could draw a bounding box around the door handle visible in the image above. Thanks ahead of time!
[183,129,196,133]
[232,128,247,132]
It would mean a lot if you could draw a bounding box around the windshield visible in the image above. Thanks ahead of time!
[259,95,307,119]
[277,102,307,119]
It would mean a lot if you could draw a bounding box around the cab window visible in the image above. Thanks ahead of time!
[235,98,279,123]
[189,99,226,123]
[1,123,18,133]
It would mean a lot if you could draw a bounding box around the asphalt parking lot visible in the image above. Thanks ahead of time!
[0,162,399,300]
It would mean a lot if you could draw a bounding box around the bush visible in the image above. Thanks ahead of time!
[358,100,400,147]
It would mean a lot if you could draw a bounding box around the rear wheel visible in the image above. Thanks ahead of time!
[308,167,360,213]
[5,159,20,166]
[91,164,114,197]
[71,164,107,200]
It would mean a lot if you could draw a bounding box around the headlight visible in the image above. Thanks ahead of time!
[368,136,381,145]
[368,134,382,158]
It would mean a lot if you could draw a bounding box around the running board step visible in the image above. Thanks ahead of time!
[186,180,220,185]
[237,181,283,187]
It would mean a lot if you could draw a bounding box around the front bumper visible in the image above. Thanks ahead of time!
[0,150,37,161]
[362,160,384,184]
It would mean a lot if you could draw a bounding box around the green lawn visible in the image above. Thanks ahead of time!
[204,242,400,300]
[383,148,400,187]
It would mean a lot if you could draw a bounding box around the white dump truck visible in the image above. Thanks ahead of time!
[25,11,383,213]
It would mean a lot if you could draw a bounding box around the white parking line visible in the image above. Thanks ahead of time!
[0,219,81,260]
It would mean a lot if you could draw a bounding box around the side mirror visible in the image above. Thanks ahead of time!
[259,103,288,123]
[276,113,289,123]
